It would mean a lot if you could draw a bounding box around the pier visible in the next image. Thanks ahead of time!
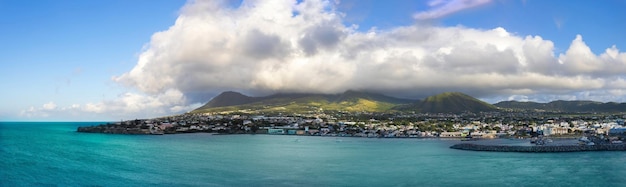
[450,143,626,152]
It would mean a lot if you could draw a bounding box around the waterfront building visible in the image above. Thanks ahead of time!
[268,128,285,135]
[440,132,462,137]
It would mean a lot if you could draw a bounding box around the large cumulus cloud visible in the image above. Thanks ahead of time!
[114,0,626,103]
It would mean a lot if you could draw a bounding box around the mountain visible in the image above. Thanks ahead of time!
[193,90,625,114]
[396,92,498,113]
[191,90,416,114]
[197,91,259,109]
[332,90,414,104]
[495,100,626,113]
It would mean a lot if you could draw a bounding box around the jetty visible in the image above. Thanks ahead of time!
[450,141,626,152]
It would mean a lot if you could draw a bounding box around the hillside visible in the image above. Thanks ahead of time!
[195,91,259,109]
[495,100,626,113]
[192,91,625,114]
[191,90,416,114]
[396,92,498,113]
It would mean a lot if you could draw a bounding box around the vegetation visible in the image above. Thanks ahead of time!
[395,92,498,113]
[191,90,414,114]
[192,90,626,115]
[495,100,626,113]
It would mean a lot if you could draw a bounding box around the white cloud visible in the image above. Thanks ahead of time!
[42,102,57,110]
[20,104,64,119]
[413,0,492,20]
[558,35,626,77]
[110,0,626,104]
[20,89,201,120]
[20,106,48,118]
[80,89,199,118]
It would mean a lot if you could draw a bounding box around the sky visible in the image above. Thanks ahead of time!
[1,0,625,121]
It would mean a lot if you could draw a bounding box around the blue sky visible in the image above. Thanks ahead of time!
[1,0,625,121]
[1,0,185,120]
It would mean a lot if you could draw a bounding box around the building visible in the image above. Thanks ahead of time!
[609,128,626,137]
[439,132,462,137]
[268,128,285,135]
[545,127,568,135]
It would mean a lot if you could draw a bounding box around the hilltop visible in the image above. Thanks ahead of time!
[395,92,498,113]
[199,91,259,108]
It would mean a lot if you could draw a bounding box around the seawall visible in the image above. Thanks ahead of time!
[450,143,626,152]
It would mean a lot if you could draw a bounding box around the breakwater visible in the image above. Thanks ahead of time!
[450,143,626,152]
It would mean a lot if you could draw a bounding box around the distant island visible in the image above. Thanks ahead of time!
[77,90,626,152]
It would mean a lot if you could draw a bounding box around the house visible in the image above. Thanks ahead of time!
[470,132,486,137]
[609,128,626,137]
[268,128,285,135]
[546,127,568,135]
[439,132,462,137]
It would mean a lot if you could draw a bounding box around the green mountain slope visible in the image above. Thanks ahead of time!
[195,91,259,109]
[191,90,416,114]
[396,92,498,113]
[495,100,626,113]
[192,90,625,114]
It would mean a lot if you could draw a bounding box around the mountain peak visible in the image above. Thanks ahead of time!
[219,91,246,97]
[196,91,256,109]
[403,92,497,113]
[424,92,471,101]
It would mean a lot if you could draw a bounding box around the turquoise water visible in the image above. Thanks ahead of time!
[2,122,625,186]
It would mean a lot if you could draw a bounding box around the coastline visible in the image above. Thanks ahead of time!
[76,124,626,153]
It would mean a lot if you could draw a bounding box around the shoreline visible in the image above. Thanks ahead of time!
[76,128,474,140]
[76,126,626,152]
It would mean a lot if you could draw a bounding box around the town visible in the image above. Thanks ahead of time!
[78,111,626,142]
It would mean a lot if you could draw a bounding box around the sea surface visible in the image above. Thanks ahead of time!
[1,122,625,186]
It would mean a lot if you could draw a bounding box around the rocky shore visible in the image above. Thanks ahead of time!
[77,123,171,135]
[450,143,626,152]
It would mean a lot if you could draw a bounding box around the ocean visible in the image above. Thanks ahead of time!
[1,122,625,186]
